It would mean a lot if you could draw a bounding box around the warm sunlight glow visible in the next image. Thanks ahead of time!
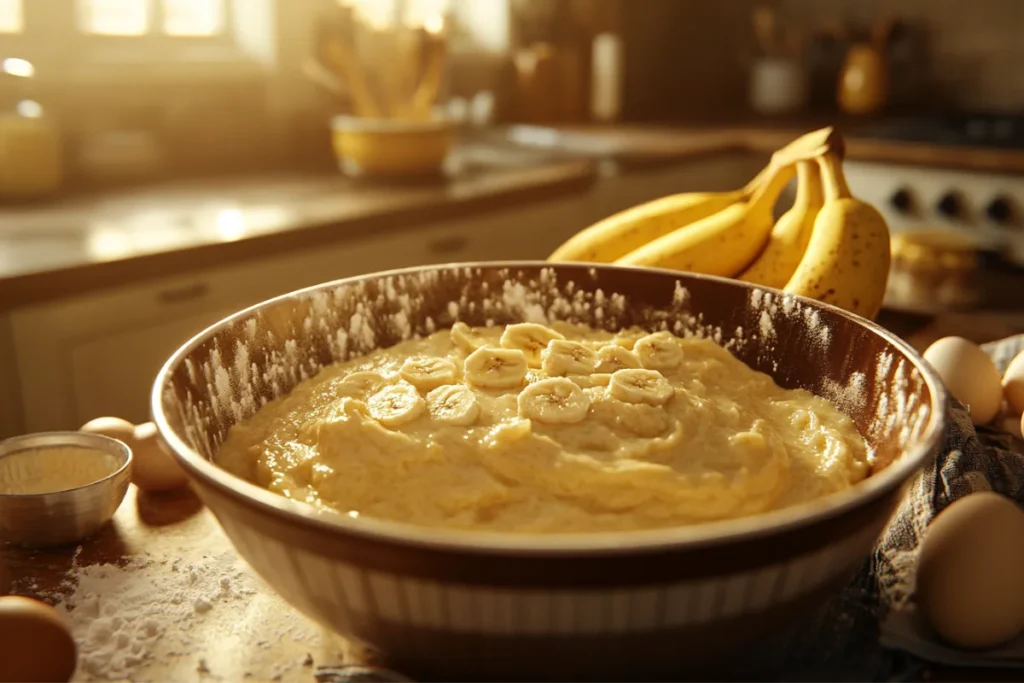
[351,0,395,31]
[0,0,22,33]
[77,0,149,36]
[404,0,448,29]
[214,208,246,241]
[163,0,224,36]
[424,13,444,35]
[2,58,34,78]
[16,100,42,118]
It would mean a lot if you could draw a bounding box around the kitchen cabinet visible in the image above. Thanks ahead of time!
[7,194,591,433]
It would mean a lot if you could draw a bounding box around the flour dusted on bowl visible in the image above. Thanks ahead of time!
[216,321,870,533]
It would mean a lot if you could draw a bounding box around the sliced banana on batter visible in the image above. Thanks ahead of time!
[426,384,481,426]
[568,372,612,389]
[595,345,641,373]
[634,331,684,371]
[367,381,426,427]
[499,323,565,367]
[464,347,529,389]
[450,322,488,353]
[608,368,675,406]
[541,340,597,376]
[338,371,389,397]
[517,377,591,425]
[400,356,458,391]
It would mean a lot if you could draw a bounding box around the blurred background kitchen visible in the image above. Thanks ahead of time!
[2,0,1024,438]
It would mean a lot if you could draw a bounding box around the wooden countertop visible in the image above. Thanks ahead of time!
[3,478,1023,682]
[3,122,1024,312]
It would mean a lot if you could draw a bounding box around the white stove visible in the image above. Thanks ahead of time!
[844,113,1024,266]
[843,159,1024,263]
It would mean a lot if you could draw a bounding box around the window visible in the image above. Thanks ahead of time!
[163,0,224,36]
[349,0,509,52]
[0,0,22,33]
[76,0,226,37]
[78,0,149,36]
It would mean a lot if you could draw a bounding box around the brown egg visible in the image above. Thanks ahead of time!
[0,596,77,682]
[131,422,189,492]
[79,416,136,444]
[1003,350,1024,415]
[923,337,1003,425]
[917,491,1024,650]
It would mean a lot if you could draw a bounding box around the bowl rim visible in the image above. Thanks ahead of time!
[0,430,133,499]
[152,261,948,556]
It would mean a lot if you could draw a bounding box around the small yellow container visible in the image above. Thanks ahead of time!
[330,116,455,177]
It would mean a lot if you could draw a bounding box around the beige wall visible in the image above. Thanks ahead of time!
[619,0,1024,120]
[776,0,1024,112]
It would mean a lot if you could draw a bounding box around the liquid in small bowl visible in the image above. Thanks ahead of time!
[0,432,132,547]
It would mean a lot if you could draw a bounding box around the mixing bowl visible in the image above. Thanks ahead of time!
[151,262,947,681]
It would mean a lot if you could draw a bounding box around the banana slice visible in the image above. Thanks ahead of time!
[367,382,426,427]
[634,331,684,371]
[595,345,642,373]
[541,340,597,376]
[517,377,591,425]
[499,323,565,367]
[426,384,481,426]
[464,347,529,389]
[450,322,488,353]
[608,368,675,406]
[568,372,612,389]
[339,371,389,397]
[400,356,458,391]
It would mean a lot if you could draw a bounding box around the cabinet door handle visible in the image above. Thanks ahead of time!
[427,234,469,255]
[156,282,210,305]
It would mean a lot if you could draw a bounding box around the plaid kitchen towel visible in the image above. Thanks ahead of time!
[755,334,1024,682]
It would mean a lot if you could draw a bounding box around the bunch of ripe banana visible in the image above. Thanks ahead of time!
[547,127,892,320]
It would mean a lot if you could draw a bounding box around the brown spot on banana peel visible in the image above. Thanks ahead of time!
[782,152,891,319]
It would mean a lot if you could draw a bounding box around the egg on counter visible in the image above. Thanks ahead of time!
[0,595,77,682]
[1003,350,1024,416]
[916,491,1024,650]
[79,416,135,444]
[923,337,1003,425]
[80,417,189,493]
[130,422,189,492]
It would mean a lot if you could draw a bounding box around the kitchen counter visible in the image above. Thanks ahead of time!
[3,121,1024,313]
[0,162,597,312]
[2,479,1023,682]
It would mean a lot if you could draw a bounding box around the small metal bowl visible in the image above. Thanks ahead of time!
[0,431,132,548]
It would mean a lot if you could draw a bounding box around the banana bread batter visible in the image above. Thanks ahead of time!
[216,322,870,533]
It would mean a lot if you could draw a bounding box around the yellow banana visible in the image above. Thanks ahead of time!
[547,171,765,263]
[614,160,796,276]
[782,152,891,319]
[738,160,823,288]
[547,126,842,264]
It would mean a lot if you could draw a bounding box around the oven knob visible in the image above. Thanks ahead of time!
[985,196,1014,224]
[937,192,962,219]
[889,188,913,212]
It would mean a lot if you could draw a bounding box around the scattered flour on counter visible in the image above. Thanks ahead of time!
[27,537,329,683]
